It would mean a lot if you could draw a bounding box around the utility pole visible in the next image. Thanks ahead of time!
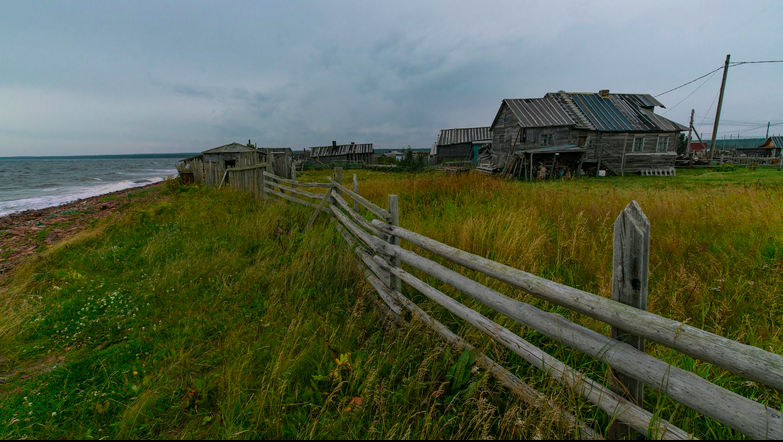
[709,54,731,161]
[767,122,771,138]
[686,109,695,156]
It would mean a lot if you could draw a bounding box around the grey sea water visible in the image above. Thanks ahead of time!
[0,154,194,217]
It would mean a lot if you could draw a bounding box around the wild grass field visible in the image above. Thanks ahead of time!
[1,167,782,439]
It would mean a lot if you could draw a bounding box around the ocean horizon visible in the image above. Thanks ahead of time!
[0,154,196,217]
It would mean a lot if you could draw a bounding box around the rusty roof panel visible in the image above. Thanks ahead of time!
[437,127,492,146]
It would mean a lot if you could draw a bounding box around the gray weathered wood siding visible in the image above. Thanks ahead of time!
[491,100,680,174]
[437,143,473,162]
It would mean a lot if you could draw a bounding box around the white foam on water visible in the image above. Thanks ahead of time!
[0,175,169,217]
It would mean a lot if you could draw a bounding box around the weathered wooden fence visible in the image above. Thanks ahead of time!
[711,155,780,166]
[243,167,783,440]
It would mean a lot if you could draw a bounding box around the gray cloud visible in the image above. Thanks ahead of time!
[1,0,782,156]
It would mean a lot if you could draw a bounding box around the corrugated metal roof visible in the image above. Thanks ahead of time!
[609,95,687,132]
[769,136,783,148]
[568,93,635,131]
[436,127,492,146]
[310,143,374,157]
[504,97,576,128]
[202,143,257,154]
[613,94,664,109]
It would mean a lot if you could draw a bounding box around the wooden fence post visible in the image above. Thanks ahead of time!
[388,195,401,292]
[609,200,650,440]
[353,174,359,212]
[334,167,343,194]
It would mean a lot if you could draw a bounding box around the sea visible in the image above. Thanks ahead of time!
[0,154,196,217]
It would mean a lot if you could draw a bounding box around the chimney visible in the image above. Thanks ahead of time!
[350,141,355,145]
[248,139,252,147]
[332,141,337,149]
[599,89,610,98]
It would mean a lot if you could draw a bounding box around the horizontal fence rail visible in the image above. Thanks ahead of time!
[242,167,783,440]
[367,221,783,393]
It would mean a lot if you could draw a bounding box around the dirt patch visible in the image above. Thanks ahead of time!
[0,183,162,281]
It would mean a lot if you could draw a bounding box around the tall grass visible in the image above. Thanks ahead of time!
[2,168,782,439]
[299,167,783,439]
[0,182,570,439]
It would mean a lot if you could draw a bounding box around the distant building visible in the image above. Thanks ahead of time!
[738,136,783,157]
[490,90,687,176]
[200,141,260,168]
[309,141,374,164]
[383,150,405,161]
[432,127,492,163]
[688,141,708,154]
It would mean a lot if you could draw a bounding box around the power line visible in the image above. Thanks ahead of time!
[662,69,719,115]
[655,66,724,97]
[655,60,783,98]
[696,89,720,135]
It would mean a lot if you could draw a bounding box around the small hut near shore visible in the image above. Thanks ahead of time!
[179,140,294,186]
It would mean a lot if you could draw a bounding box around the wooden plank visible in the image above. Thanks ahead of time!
[328,177,391,221]
[388,195,401,292]
[305,186,334,230]
[366,232,783,440]
[370,219,783,394]
[609,201,650,440]
[263,171,331,188]
[333,224,599,440]
[265,188,328,212]
[374,255,690,440]
[266,181,324,200]
[330,192,384,238]
[217,170,228,190]
[353,174,359,213]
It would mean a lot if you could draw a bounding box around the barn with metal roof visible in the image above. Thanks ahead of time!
[431,126,492,163]
[490,90,687,177]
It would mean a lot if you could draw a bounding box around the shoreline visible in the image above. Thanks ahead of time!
[0,182,163,280]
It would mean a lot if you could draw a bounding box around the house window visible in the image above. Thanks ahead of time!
[540,134,553,147]
[656,136,670,153]
[632,137,645,152]
[577,136,587,147]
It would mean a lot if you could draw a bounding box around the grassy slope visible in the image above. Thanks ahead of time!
[298,167,783,439]
[0,182,562,440]
[2,168,782,439]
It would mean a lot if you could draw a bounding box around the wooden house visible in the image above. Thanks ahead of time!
[737,136,783,157]
[432,127,492,163]
[309,141,374,164]
[490,90,687,176]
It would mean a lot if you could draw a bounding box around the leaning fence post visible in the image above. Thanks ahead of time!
[388,195,401,292]
[608,200,650,440]
[353,174,359,212]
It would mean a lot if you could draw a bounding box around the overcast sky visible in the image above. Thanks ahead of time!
[1,1,781,156]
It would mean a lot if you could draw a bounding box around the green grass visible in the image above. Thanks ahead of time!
[0,181,566,440]
[2,167,783,439]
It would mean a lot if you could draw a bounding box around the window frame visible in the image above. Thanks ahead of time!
[656,136,670,153]
[632,136,645,152]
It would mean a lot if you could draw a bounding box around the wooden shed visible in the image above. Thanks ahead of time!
[490,90,687,176]
[432,127,492,164]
